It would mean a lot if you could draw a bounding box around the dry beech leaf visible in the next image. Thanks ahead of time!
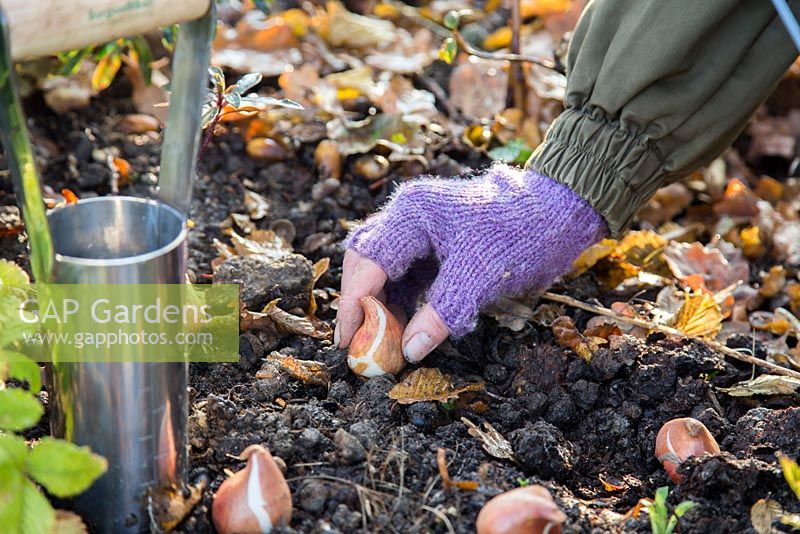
[461,417,516,461]
[262,351,330,387]
[571,238,617,276]
[750,308,800,336]
[663,241,749,293]
[719,375,800,397]
[552,316,601,362]
[637,183,693,227]
[244,190,270,220]
[307,257,330,317]
[54,510,89,534]
[484,296,536,331]
[760,266,787,298]
[755,176,785,203]
[228,229,293,260]
[324,0,396,48]
[713,178,760,217]
[751,498,783,534]
[579,231,670,288]
[388,368,484,404]
[152,478,206,531]
[787,283,800,314]
[598,474,626,493]
[670,292,723,339]
[739,226,765,258]
[241,300,331,340]
[584,322,622,341]
[437,448,479,491]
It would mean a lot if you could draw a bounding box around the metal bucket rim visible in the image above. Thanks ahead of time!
[48,196,187,267]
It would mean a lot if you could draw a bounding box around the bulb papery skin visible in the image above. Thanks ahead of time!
[347,296,405,377]
[655,418,720,484]
[212,445,292,534]
[476,485,566,534]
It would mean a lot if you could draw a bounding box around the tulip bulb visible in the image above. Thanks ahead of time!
[655,417,720,484]
[476,485,566,534]
[212,445,292,534]
[347,296,405,377]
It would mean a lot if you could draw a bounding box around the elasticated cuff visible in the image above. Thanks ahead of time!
[526,108,667,238]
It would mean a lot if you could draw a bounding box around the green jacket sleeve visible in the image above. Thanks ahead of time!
[526,0,799,237]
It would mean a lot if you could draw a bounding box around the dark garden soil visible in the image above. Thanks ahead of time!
[2,77,799,534]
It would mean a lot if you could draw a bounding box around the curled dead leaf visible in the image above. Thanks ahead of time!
[388,368,484,404]
[262,351,330,387]
[663,241,749,293]
[751,498,783,534]
[461,417,516,462]
[552,315,600,362]
[670,292,723,339]
[241,300,331,340]
[719,374,800,397]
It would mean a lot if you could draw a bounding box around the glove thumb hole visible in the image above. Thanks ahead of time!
[402,303,450,363]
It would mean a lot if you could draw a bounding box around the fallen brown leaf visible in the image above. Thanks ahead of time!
[263,351,330,387]
[388,368,484,404]
[670,292,723,339]
[552,315,601,362]
[461,417,516,462]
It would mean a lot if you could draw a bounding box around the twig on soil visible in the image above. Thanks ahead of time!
[421,505,457,534]
[507,0,527,111]
[412,73,460,119]
[541,291,800,380]
[452,30,561,72]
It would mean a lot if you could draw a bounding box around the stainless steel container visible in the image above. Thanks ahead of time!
[47,197,188,532]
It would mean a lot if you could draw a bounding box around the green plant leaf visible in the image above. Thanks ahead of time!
[161,25,178,51]
[93,41,118,61]
[253,0,272,14]
[208,66,226,92]
[130,36,153,86]
[0,433,28,469]
[26,438,107,498]
[0,389,42,431]
[233,73,262,95]
[0,259,29,289]
[224,91,241,108]
[438,37,457,64]
[443,11,460,30]
[20,479,56,534]
[0,466,24,532]
[488,138,533,165]
[58,47,93,76]
[239,95,304,110]
[0,351,40,393]
[674,500,696,517]
[0,470,56,534]
[779,454,800,501]
[201,103,219,129]
[91,51,122,91]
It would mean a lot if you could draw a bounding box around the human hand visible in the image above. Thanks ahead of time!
[334,164,607,363]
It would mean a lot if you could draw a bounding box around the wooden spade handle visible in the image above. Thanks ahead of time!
[0,0,211,60]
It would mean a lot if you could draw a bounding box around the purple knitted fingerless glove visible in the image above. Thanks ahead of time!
[345,164,607,337]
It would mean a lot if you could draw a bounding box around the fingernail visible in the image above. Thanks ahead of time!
[403,332,434,363]
[333,324,341,347]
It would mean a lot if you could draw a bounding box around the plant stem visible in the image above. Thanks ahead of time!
[452,30,562,72]
[541,291,800,379]
[507,0,527,111]
[197,91,224,163]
